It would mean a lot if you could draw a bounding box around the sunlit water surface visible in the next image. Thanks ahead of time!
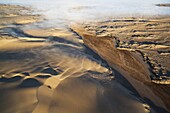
[1,0,170,27]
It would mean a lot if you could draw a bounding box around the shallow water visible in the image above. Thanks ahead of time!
[1,0,170,27]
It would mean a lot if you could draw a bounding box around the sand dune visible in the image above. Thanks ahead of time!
[72,17,170,112]
[0,4,170,113]
[33,75,152,113]
[0,39,47,51]
[0,36,151,113]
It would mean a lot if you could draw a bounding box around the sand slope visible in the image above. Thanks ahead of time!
[0,4,169,113]
[72,17,170,112]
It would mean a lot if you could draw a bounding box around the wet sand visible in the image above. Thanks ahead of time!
[0,4,170,113]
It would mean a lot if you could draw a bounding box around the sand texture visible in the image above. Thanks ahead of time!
[0,4,170,113]
[72,17,170,112]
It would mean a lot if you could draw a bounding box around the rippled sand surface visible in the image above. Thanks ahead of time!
[0,3,170,113]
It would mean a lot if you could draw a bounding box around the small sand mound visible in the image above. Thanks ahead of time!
[0,76,22,82]
[18,78,42,88]
[41,67,60,75]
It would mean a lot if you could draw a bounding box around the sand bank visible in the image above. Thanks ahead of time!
[72,16,170,112]
[0,4,169,113]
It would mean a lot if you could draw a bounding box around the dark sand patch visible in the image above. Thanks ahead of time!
[156,4,170,7]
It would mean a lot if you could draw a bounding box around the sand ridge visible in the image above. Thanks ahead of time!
[0,4,169,113]
[72,17,170,112]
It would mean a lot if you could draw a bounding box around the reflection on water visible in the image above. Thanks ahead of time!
[1,0,170,27]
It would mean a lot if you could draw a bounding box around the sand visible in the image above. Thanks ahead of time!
[73,17,170,80]
[72,17,170,112]
[0,4,170,113]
